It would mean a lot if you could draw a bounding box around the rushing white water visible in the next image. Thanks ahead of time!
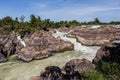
[81,25,101,29]
[113,25,120,28]
[0,51,84,80]
[52,30,100,61]
[17,36,26,47]
[0,30,100,80]
[90,25,101,29]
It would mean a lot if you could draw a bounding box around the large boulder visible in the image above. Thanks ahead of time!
[62,59,95,77]
[93,42,120,64]
[30,66,63,80]
[18,31,73,62]
[30,59,95,80]
[67,26,120,46]
[40,66,63,80]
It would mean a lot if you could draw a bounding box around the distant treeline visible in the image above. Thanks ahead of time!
[0,14,120,35]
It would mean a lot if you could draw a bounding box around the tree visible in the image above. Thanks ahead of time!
[30,14,38,27]
[2,16,13,25]
[69,20,79,27]
[94,18,100,24]
[42,19,51,30]
[20,15,25,22]
[0,19,2,27]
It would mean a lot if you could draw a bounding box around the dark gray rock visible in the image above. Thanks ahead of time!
[93,42,120,64]
[40,66,63,80]
[0,53,7,63]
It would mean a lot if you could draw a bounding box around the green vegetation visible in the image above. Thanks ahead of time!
[0,14,120,35]
[83,71,106,80]
[95,61,120,79]
[80,61,120,80]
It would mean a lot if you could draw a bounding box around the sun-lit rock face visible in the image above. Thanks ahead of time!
[17,31,74,62]
[67,26,120,46]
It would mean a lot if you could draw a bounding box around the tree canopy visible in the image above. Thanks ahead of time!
[0,14,119,35]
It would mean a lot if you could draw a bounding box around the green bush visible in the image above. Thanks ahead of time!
[82,71,106,80]
[95,61,120,80]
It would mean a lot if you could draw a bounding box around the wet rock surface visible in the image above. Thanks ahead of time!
[17,31,74,62]
[30,59,95,80]
[67,26,120,46]
[93,42,120,64]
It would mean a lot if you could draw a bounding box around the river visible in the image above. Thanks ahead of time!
[0,30,100,80]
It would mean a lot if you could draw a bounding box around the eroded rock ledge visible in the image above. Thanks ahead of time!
[67,26,120,46]
[17,31,74,62]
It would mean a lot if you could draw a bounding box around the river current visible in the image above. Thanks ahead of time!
[0,30,100,80]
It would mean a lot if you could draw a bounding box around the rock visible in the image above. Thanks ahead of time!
[62,59,95,76]
[0,53,7,63]
[0,32,20,57]
[30,59,95,80]
[93,42,120,64]
[0,32,24,63]
[40,66,63,80]
[67,26,120,46]
[17,31,73,62]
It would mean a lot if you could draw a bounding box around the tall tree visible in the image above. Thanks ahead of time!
[2,16,13,25]
[20,15,25,22]
[30,14,38,27]
[94,18,100,24]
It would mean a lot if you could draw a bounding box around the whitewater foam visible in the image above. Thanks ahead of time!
[17,36,26,47]
[52,30,100,61]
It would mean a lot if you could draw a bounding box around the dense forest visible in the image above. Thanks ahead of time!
[0,14,120,35]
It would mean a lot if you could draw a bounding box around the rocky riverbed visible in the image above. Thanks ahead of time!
[30,42,120,80]
[0,25,120,80]
[67,25,120,46]
[0,31,73,62]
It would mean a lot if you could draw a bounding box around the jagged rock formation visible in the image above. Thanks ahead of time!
[17,31,74,62]
[67,26,120,46]
[93,42,120,64]
[0,32,23,62]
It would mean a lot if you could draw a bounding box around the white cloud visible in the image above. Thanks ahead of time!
[39,6,120,15]
[36,5,120,21]
[36,3,47,8]
[70,6,120,15]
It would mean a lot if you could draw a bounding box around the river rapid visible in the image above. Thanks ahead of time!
[0,30,100,80]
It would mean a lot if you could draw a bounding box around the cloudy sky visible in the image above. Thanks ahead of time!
[0,0,120,22]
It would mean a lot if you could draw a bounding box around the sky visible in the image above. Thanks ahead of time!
[0,0,120,22]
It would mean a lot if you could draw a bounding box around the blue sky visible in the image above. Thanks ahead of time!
[0,0,120,22]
